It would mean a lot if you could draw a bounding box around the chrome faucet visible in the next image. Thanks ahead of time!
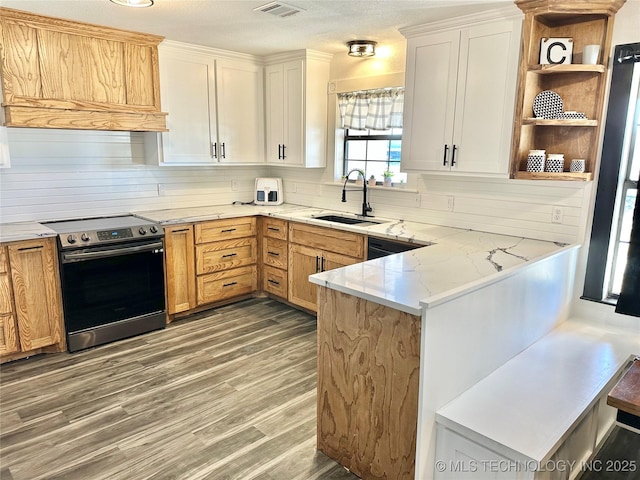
[341,169,373,217]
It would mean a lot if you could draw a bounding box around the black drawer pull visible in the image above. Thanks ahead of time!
[315,256,320,272]
[267,251,280,256]
[172,228,190,233]
[17,246,44,251]
[221,228,237,233]
[267,227,280,232]
[223,281,237,287]
[222,253,237,258]
[268,279,280,286]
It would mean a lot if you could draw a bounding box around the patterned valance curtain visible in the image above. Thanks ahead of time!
[337,87,404,130]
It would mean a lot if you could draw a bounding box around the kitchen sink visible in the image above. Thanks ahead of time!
[312,214,387,226]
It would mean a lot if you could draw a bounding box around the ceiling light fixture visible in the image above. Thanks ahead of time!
[110,0,154,8]
[347,40,377,57]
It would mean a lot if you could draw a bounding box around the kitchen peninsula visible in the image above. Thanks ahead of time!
[2,203,579,479]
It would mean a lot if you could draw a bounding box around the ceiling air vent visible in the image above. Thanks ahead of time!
[254,2,304,18]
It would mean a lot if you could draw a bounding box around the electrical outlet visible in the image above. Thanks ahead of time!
[552,206,564,224]
[231,180,238,191]
[447,196,455,212]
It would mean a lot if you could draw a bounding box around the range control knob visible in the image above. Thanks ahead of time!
[139,227,147,235]
[149,226,158,234]
[81,233,91,242]
[67,234,77,244]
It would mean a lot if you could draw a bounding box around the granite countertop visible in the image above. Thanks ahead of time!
[0,222,57,243]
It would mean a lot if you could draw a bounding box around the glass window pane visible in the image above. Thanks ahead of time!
[345,161,366,177]
[367,162,388,180]
[611,242,629,295]
[389,140,401,161]
[620,189,637,242]
[346,140,367,160]
[631,128,639,181]
[367,140,390,160]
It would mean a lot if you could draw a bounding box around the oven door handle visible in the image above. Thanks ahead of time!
[62,241,164,263]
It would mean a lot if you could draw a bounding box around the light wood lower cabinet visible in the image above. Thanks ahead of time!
[195,217,258,307]
[0,238,65,362]
[288,223,364,312]
[164,224,197,315]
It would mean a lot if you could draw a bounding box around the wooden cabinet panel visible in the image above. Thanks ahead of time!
[197,265,257,305]
[0,246,8,274]
[0,313,19,356]
[263,265,287,299]
[38,29,126,105]
[124,43,160,109]
[263,237,288,270]
[317,287,421,480]
[262,217,288,241]
[289,223,364,259]
[196,238,257,274]
[8,238,63,351]
[164,225,196,315]
[195,217,256,244]
[0,273,13,314]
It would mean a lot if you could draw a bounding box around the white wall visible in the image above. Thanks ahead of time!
[0,129,266,223]
[570,0,640,333]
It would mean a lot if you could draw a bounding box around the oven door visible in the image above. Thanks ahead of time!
[60,239,165,340]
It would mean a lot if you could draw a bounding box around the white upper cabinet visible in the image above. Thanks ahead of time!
[150,41,264,166]
[400,9,522,176]
[264,50,332,168]
[0,126,10,168]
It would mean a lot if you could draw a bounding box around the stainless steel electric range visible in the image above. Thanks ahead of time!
[43,215,166,352]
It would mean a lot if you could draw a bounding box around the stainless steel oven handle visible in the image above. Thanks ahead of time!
[62,241,164,263]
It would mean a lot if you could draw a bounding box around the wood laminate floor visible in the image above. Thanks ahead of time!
[0,298,360,480]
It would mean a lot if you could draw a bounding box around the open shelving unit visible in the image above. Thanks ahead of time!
[510,0,626,181]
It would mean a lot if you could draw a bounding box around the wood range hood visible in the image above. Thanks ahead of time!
[0,7,168,132]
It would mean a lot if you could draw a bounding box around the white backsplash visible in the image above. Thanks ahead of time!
[0,129,266,223]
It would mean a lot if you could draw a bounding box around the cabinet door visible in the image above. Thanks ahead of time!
[288,243,321,312]
[282,59,304,166]
[401,30,460,172]
[8,239,63,351]
[265,63,286,163]
[216,59,265,164]
[158,49,217,164]
[265,60,304,166]
[451,20,520,174]
[165,225,196,315]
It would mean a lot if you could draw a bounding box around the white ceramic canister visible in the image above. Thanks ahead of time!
[570,159,586,173]
[545,153,564,172]
[526,150,546,172]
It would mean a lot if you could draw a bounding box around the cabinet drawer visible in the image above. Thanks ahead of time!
[195,217,256,243]
[0,274,12,315]
[289,222,364,258]
[262,217,288,240]
[263,237,288,269]
[197,265,257,305]
[263,265,287,299]
[196,238,257,274]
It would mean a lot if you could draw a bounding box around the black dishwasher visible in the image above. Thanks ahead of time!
[367,237,426,259]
